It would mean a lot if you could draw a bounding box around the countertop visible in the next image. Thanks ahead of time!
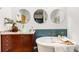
[0,31,35,35]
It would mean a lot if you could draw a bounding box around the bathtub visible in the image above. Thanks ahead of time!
[36,37,76,52]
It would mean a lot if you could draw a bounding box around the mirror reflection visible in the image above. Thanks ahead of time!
[51,9,64,24]
[19,9,30,24]
[34,9,47,24]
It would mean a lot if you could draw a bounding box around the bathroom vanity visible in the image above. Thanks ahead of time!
[0,32,34,52]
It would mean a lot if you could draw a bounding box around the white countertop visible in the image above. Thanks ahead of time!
[0,31,35,35]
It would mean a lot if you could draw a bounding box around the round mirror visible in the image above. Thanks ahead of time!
[34,9,47,24]
[51,9,64,24]
[19,9,30,24]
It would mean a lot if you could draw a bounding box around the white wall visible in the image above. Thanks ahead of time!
[0,7,12,31]
[67,8,79,44]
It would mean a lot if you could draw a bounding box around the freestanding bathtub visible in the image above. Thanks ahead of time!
[36,37,75,52]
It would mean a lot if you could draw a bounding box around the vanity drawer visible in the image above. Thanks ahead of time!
[1,35,13,52]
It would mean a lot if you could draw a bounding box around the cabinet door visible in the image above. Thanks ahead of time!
[20,34,34,52]
[1,35,13,52]
[10,35,24,52]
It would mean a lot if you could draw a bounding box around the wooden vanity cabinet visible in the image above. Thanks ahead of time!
[1,34,34,52]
